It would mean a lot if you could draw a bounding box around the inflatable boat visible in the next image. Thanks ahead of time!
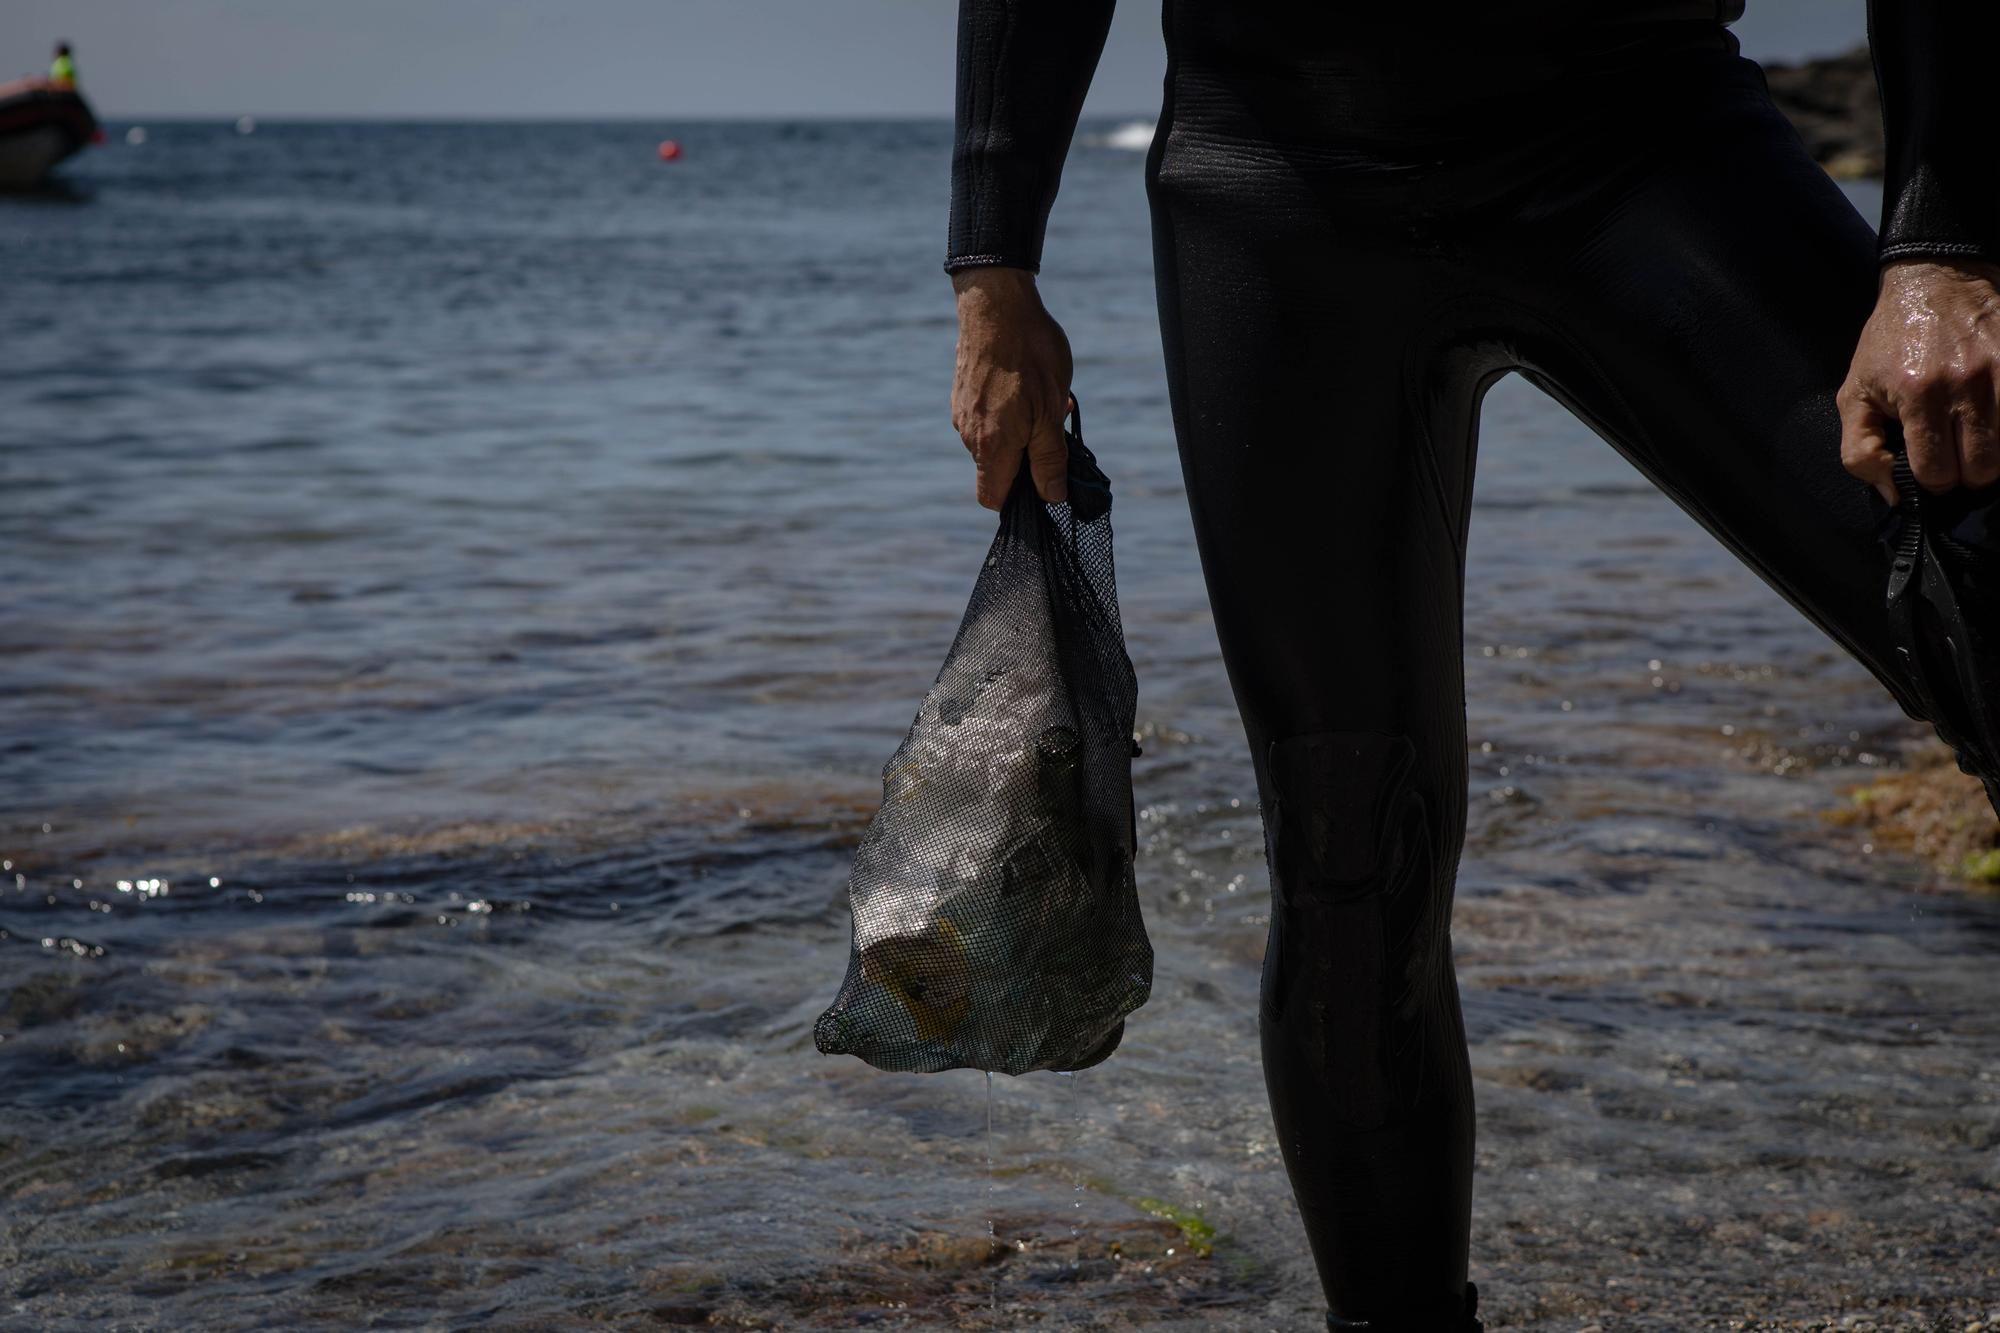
[0,79,98,188]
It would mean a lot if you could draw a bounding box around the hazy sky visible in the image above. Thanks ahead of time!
[3,1,1868,120]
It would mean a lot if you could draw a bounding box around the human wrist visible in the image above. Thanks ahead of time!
[1880,255,2000,289]
[951,265,1043,320]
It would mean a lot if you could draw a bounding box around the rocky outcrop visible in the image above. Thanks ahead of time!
[1759,44,1883,179]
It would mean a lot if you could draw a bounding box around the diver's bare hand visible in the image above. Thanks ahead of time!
[951,267,1074,511]
[1839,257,2000,505]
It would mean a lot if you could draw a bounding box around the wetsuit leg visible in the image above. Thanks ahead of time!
[1148,20,1995,1328]
[1148,116,1495,1328]
[1476,54,1929,730]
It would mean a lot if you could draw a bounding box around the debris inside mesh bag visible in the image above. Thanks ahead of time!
[814,403,1153,1075]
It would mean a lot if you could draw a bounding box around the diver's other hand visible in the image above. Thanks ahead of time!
[951,266,1074,511]
[1839,257,2000,506]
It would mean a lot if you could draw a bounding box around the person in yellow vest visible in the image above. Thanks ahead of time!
[49,41,77,90]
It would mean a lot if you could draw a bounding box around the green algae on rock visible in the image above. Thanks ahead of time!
[1825,738,2000,889]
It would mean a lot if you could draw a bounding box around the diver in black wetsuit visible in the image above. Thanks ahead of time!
[944,2,2000,1329]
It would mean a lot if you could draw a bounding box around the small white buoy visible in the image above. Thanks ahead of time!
[235,115,256,135]
[125,125,147,145]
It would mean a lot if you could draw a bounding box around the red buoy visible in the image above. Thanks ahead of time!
[657,139,682,162]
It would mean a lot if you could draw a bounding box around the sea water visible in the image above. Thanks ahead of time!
[4,123,1997,1330]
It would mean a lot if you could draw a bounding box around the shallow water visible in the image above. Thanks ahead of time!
[4,124,1998,1330]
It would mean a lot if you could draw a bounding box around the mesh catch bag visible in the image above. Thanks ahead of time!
[814,402,1152,1075]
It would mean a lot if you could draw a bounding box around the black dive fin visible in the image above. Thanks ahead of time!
[1883,445,2000,820]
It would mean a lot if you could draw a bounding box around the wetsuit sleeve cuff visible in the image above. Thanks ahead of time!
[1876,241,2000,269]
[943,253,1041,275]
[943,0,1115,282]
[1868,0,2000,273]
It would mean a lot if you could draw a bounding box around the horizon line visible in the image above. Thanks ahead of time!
[78,109,1163,126]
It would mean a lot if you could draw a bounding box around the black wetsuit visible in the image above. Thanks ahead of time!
[945,3,2000,1328]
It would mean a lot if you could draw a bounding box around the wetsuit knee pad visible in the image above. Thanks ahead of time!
[1260,731,1450,1130]
[1266,731,1425,892]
